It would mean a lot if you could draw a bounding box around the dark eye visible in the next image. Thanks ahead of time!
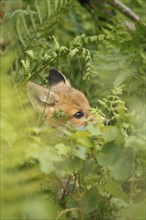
[74,111,84,119]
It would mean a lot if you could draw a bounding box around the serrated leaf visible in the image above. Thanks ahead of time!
[69,48,79,59]
[25,50,35,60]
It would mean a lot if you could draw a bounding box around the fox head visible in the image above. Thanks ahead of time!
[27,69,91,126]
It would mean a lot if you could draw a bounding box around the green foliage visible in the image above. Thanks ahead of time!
[1,0,145,220]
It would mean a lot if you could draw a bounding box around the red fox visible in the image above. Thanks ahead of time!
[27,69,104,126]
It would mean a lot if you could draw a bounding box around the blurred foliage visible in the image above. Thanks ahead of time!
[0,0,146,220]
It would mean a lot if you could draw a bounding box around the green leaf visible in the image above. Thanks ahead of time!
[97,143,135,181]
[27,145,63,174]
[55,143,70,156]
[72,131,92,148]
[86,123,102,136]
[77,137,92,148]
[124,200,146,220]
[111,155,135,181]
[25,50,36,60]
[79,187,100,214]
[73,146,87,160]
[106,175,129,202]
[1,119,17,146]
[69,48,79,59]
[103,126,119,142]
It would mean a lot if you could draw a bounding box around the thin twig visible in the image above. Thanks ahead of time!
[37,85,51,127]
[108,0,140,22]
[60,175,72,206]
[11,74,31,136]
[56,207,81,220]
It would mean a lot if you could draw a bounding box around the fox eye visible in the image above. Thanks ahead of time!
[74,111,84,119]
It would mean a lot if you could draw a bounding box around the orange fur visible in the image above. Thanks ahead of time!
[27,71,90,127]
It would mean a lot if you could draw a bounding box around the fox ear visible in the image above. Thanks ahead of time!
[27,81,56,113]
[47,68,68,86]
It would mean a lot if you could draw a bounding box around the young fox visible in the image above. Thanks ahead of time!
[27,69,102,126]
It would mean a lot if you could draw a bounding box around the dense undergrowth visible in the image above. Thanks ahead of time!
[0,0,146,219]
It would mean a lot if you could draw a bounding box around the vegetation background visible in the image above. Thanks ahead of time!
[0,0,145,219]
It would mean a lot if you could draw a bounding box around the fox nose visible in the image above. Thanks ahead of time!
[101,116,108,126]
